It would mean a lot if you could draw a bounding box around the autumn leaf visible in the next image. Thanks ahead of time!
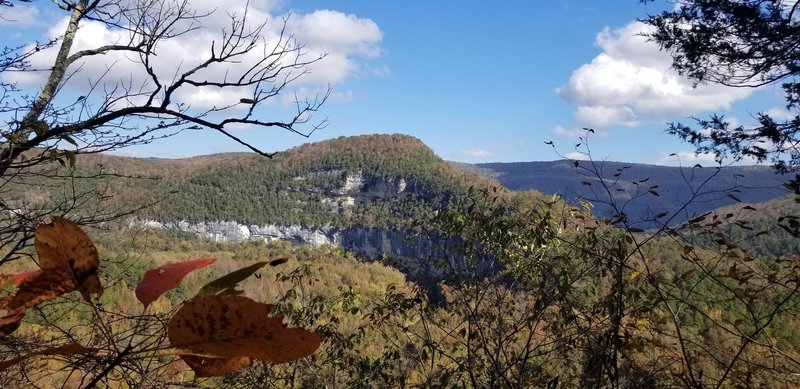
[269,256,289,266]
[35,217,102,300]
[136,258,216,308]
[0,311,24,338]
[168,295,320,364]
[196,261,274,297]
[6,267,75,311]
[0,270,43,288]
[179,354,252,377]
[0,270,74,337]
[0,342,97,371]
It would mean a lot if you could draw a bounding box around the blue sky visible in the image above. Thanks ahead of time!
[0,1,790,165]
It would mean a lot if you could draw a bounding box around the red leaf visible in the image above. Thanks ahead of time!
[136,258,216,308]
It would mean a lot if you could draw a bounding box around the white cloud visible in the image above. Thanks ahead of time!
[0,4,39,26]
[564,151,589,161]
[765,107,795,121]
[557,21,753,128]
[659,151,719,166]
[553,125,608,139]
[461,149,492,158]
[658,150,760,166]
[291,10,382,57]
[575,106,639,128]
[2,2,383,112]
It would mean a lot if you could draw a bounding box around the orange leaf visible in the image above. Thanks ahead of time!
[0,267,75,338]
[179,354,252,377]
[136,258,216,308]
[7,267,75,312]
[168,295,320,364]
[35,217,102,300]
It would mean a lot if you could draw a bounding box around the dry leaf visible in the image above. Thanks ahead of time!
[0,312,24,338]
[179,354,252,377]
[35,217,102,300]
[169,295,320,364]
[7,267,75,311]
[0,270,43,288]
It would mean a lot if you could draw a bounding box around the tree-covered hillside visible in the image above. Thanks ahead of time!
[693,195,800,259]
[44,134,507,229]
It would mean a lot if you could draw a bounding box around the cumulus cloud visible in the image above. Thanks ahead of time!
[3,2,383,112]
[557,21,753,128]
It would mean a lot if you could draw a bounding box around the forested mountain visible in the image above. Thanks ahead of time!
[49,134,508,229]
[455,160,791,229]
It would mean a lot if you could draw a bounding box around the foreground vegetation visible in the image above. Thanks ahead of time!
[2,0,799,387]
[2,182,798,387]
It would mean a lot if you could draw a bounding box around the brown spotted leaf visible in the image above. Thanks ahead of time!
[35,217,102,300]
[136,258,216,308]
[179,354,252,377]
[168,295,320,364]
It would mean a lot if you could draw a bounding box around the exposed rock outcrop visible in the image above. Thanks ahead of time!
[134,220,434,261]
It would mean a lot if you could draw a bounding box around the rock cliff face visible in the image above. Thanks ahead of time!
[137,220,434,260]
[136,170,437,260]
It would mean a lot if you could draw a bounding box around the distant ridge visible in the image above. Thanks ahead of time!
[454,160,791,229]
